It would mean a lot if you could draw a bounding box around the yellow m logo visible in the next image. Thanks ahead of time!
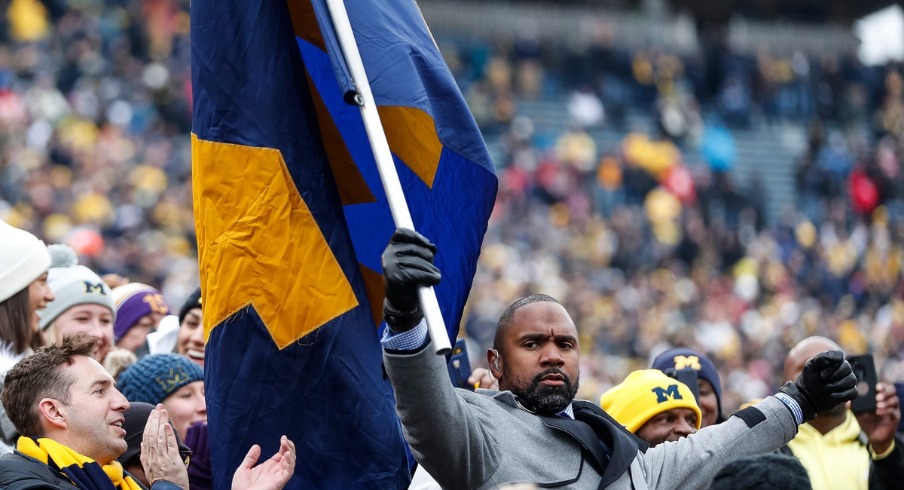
[673,355,701,371]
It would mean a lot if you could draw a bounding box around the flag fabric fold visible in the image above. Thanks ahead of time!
[191,0,497,488]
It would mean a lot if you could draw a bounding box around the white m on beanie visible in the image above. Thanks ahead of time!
[0,220,51,303]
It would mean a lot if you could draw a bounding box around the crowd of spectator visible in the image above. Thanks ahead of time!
[0,0,196,309]
[0,1,902,418]
[448,26,904,412]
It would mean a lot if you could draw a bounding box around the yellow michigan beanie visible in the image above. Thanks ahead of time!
[600,369,702,433]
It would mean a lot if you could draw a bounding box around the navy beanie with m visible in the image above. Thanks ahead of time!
[651,347,723,419]
[117,353,204,405]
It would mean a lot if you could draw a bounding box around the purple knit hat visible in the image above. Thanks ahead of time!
[112,283,170,341]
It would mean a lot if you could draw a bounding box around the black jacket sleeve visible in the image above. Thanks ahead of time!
[871,434,904,490]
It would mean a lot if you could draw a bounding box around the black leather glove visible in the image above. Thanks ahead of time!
[381,228,441,331]
[779,350,857,421]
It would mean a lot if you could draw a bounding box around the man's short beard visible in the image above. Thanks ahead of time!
[509,368,579,415]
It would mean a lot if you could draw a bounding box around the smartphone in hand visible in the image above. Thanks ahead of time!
[847,353,878,413]
[447,338,474,391]
[665,367,700,405]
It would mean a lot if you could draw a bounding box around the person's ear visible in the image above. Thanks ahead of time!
[488,349,502,378]
[38,398,67,430]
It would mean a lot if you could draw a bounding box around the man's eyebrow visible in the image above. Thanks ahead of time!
[88,378,113,390]
[518,333,578,342]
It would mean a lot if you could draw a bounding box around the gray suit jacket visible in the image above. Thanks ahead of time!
[384,343,800,490]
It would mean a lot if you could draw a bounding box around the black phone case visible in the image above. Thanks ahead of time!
[447,338,474,390]
[676,369,700,404]
[847,353,878,413]
[666,367,700,404]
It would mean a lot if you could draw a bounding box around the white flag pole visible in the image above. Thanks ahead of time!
[324,0,451,355]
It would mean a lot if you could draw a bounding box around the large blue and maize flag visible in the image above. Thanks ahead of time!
[190,0,497,488]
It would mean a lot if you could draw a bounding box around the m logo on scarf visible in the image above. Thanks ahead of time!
[17,437,143,490]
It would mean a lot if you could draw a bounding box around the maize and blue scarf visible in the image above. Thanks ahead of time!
[17,437,143,490]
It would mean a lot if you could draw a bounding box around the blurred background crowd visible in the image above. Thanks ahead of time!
[0,0,195,304]
[0,0,903,414]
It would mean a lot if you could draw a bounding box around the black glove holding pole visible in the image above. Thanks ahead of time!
[779,350,858,421]
[381,228,441,331]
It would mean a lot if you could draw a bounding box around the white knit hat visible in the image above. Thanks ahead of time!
[146,314,179,355]
[38,244,115,330]
[0,219,51,303]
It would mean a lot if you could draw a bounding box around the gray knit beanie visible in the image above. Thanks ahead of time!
[38,244,115,330]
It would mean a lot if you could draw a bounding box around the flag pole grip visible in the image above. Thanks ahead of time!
[324,0,451,355]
